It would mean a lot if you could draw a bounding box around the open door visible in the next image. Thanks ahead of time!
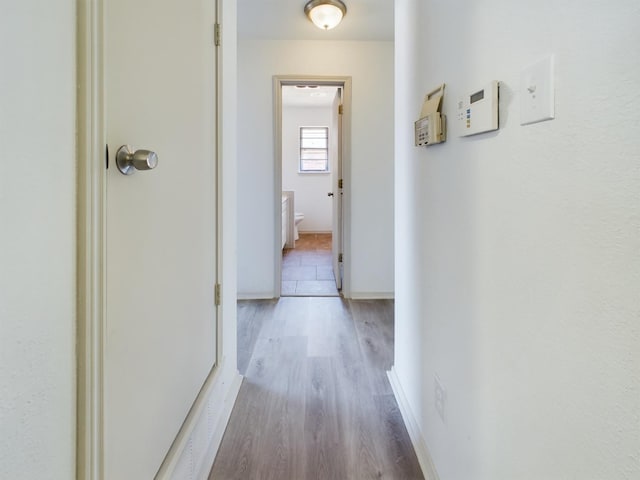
[331,89,344,291]
[104,0,218,477]
[274,76,350,297]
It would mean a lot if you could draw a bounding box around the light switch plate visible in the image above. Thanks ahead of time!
[520,55,555,125]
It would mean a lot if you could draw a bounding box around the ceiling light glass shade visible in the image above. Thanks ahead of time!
[304,0,347,30]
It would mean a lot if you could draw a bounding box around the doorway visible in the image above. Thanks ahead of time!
[273,76,352,298]
[281,85,339,296]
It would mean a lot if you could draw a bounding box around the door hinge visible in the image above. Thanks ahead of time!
[214,283,221,306]
[338,253,343,263]
[214,23,221,46]
[338,178,343,189]
[338,104,343,115]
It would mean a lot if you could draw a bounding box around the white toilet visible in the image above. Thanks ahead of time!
[294,212,304,241]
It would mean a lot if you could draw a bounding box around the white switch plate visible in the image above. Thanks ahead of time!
[520,55,555,125]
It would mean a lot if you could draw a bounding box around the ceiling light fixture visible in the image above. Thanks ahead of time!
[304,0,347,31]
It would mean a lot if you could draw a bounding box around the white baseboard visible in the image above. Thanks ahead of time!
[238,292,395,300]
[237,293,275,300]
[155,358,242,480]
[194,371,243,479]
[348,291,395,300]
[387,367,440,480]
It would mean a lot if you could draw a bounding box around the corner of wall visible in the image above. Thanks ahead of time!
[387,367,440,480]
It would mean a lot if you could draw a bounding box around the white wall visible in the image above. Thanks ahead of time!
[394,1,640,479]
[0,2,76,478]
[237,40,394,298]
[283,105,334,233]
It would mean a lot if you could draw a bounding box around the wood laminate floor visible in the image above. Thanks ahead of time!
[209,297,424,480]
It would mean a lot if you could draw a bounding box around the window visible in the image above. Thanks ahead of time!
[299,126,329,172]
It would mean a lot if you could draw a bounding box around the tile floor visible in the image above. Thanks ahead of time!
[281,233,339,296]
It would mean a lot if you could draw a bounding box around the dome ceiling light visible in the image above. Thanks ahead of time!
[304,0,347,30]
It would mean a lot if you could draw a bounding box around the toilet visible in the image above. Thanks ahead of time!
[294,212,304,241]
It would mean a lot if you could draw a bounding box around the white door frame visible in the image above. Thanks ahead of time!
[76,1,228,477]
[76,1,106,477]
[273,75,352,298]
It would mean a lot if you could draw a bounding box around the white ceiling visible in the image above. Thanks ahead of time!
[282,85,339,107]
[237,0,394,42]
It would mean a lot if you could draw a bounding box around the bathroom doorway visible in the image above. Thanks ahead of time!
[273,76,351,297]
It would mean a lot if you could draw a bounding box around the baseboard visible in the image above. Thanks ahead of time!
[349,291,395,300]
[155,358,243,480]
[237,293,275,300]
[194,371,243,479]
[387,367,440,480]
[238,292,395,300]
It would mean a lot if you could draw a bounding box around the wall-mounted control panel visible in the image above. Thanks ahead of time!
[415,84,446,146]
[415,113,446,147]
[457,81,499,136]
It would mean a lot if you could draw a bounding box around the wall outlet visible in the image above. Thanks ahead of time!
[434,374,446,423]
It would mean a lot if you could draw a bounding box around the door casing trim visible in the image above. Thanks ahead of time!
[76,0,105,477]
[272,75,352,298]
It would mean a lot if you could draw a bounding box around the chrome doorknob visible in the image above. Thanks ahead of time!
[327,192,334,197]
[116,145,159,175]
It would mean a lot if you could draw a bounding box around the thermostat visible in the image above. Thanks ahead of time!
[457,81,499,136]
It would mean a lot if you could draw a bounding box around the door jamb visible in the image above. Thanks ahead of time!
[272,75,352,298]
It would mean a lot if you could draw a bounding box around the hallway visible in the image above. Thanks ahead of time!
[209,297,423,479]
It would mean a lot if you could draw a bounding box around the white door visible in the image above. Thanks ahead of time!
[104,1,218,478]
[332,91,343,290]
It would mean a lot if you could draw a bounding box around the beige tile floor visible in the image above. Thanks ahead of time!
[281,233,339,296]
